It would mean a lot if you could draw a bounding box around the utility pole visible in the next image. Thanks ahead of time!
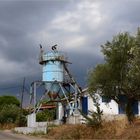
[20,77,25,109]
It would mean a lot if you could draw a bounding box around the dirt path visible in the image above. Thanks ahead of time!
[0,130,47,140]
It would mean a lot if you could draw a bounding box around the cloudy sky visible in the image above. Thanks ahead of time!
[0,0,140,97]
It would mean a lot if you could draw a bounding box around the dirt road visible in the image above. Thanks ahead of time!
[0,130,46,140]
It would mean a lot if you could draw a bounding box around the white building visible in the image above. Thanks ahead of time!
[56,88,140,124]
[82,88,140,116]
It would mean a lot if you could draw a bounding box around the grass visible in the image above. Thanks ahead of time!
[2,116,140,139]
[45,117,131,139]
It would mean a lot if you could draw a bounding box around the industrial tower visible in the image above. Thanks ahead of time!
[29,45,82,122]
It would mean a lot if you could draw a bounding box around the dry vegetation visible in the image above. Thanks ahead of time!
[0,123,16,130]
[45,117,140,139]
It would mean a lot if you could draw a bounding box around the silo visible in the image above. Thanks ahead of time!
[39,47,65,99]
[30,45,82,123]
[42,52,64,82]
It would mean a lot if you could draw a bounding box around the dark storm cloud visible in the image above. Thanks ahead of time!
[0,0,70,61]
[68,52,103,87]
[0,0,71,88]
[0,0,140,96]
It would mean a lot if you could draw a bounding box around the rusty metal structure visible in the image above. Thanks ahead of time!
[29,45,82,120]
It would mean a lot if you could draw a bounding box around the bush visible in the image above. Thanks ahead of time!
[36,109,56,122]
[0,95,27,127]
[15,111,27,127]
[0,95,20,108]
[0,104,20,124]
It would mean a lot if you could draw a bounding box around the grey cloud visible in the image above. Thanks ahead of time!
[0,0,75,64]
[67,51,103,87]
[0,0,140,96]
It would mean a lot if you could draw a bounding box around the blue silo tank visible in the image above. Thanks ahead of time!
[41,51,65,99]
[42,52,64,82]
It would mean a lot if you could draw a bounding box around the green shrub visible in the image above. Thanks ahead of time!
[0,104,20,124]
[15,111,27,127]
[0,95,20,108]
[0,95,27,127]
[36,109,56,122]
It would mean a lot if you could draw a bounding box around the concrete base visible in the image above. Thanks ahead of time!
[14,113,48,134]
[27,113,36,127]
[14,127,47,134]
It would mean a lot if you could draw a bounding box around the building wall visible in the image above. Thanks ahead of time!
[86,94,140,115]
[100,99,118,115]
[139,102,140,115]
[88,95,118,115]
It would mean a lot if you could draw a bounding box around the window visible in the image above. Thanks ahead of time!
[102,96,111,103]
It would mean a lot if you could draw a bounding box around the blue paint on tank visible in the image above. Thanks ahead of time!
[42,52,64,82]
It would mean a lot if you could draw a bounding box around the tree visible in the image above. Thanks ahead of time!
[0,95,20,108]
[88,28,140,123]
[0,95,27,126]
